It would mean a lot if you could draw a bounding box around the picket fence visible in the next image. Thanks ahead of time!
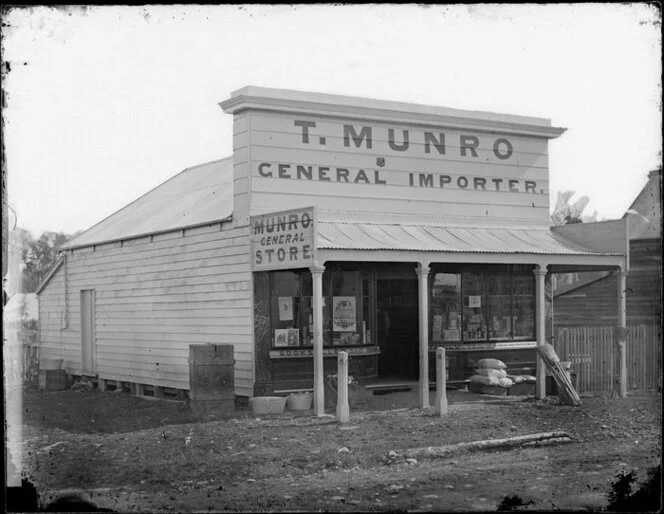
[554,324,662,394]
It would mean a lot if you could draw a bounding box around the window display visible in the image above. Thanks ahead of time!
[431,265,536,344]
[431,272,461,342]
[462,269,486,341]
[270,270,312,347]
[513,273,535,339]
[487,271,512,340]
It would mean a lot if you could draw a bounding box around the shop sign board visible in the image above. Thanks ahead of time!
[245,111,553,225]
[250,206,317,271]
[269,345,381,359]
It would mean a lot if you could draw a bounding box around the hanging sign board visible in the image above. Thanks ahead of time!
[250,206,317,271]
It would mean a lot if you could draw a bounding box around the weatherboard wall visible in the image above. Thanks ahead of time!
[38,222,253,396]
[37,262,80,368]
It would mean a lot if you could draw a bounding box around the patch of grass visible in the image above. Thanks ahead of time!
[497,494,535,511]
[606,464,661,512]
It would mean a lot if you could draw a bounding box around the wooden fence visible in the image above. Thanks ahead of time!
[554,324,662,394]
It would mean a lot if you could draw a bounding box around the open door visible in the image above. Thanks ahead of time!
[376,279,419,379]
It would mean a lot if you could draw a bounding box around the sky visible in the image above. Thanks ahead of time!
[2,4,661,237]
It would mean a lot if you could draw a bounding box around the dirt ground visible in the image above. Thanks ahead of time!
[16,386,662,512]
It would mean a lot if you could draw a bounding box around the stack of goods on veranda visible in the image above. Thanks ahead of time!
[468,358,536,396]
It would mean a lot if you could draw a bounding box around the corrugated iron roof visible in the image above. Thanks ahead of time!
[63,157,233,249]
[317,221,618,256]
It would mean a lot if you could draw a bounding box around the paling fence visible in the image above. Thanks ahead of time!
[554,324,662,394]
[6,323,40,384]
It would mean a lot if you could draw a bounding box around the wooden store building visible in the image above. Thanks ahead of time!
[36,87,630,411]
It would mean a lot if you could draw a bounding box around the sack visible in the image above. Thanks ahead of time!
[507,375,525,384]
[498,377,514,388]
[469,374,501,387]
[474,358,507,370]
[474,368,507,379]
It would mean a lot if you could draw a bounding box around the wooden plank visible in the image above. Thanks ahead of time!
[95,300,251,311]
[95,325,251,337]
[67,255,249,279]
[96,306,250,317]
[95,316,252,327]
[67,225,248,261]
[67,244,249,271]
[251,175,549,206]
[67,266,250,290]
[251,191,550,225]
[92,281,250,299]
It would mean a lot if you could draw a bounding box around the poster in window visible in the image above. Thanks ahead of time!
[468,295,482,308]
[332,296,356,332]
[432,315,443,342]
[275,328,299,347]
[278,297,293,321]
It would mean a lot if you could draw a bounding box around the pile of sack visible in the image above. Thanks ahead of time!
[469,358,513,389]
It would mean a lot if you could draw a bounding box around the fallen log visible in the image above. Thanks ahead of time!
[399,431,572,459]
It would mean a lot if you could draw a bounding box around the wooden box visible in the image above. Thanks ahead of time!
[38,369,66,391]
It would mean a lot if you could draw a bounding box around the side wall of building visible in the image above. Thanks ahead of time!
[554,238,662,327]
[37,222,254,396]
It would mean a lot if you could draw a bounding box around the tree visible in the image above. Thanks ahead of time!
[6,228,81,294]
[24,231,71,291]
[551,190,591,226]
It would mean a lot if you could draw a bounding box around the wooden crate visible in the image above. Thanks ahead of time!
[38,370,66,391]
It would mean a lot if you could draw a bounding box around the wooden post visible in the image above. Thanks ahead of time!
[534,266,547,400]
[614,266,628,398]
[98,378,106,391]
[336,351,350,423]
[416,263,430,409]
[435,347,448,416]
[311,265,326,416]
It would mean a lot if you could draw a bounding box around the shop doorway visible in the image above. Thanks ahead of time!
[376,279,419,379]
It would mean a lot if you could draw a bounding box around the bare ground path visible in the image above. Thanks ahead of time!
[18,388,661,512]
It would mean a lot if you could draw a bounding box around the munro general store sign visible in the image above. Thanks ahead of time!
[250,207,316,271]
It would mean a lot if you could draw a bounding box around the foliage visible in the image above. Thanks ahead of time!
[7,228,82,293]
[551,190,592,226]
[606,464,661,512]
[325,373,358,388]
[497,494,534,511]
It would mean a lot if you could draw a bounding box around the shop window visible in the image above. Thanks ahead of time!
[512,273,535,339]
[432,265,535,344]
[270,270,312,348]
[431,272,461,342]
[462,268,486,341]
[326,269,360,346]
[487,273,512,340]
[318,266,373,347]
